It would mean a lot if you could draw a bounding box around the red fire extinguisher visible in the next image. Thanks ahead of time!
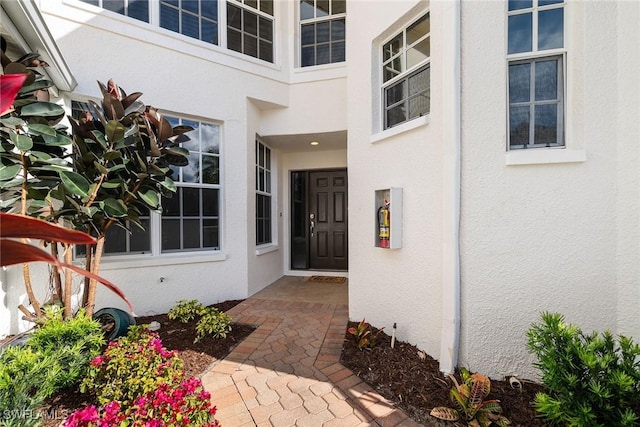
[378,199,390,248]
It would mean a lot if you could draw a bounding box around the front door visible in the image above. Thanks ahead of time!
[291,169,348,271]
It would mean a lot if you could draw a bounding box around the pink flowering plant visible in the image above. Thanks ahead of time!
[80,326,184,407]
[64,377,220,426]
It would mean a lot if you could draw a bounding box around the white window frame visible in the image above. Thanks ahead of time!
[226,0,275,63]
[380,13,430,131]
[299,0,346,68]
[255,139,272,246]
[507,0,566,151]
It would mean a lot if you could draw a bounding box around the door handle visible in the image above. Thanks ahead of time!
[310,213,315,237]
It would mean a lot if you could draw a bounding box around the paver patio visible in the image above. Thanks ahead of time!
[200,276,420,427]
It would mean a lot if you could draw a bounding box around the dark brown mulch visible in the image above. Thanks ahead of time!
[340,321,547,427]
[40,299,254,426]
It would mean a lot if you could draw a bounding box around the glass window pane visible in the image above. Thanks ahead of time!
[386,104,406,128]
[227,4,242,29]
[201,0,217,20]
[407,37,429,69]
[301,46,315,66]
[534,104,558,145]
[128,0,149,22]
[538,0,562,6]
[203,189,219,216]
[200,124,219,154]
[383,57,403,82]
[332,0,345,14]
[508,13,532,54]
[508,0,532,11]
[202,20,218,44]
[183,153,200,182]
[104,225,127,253]
[182,11,200,39]
[183,187,200,216]
[538,8,563,50]
[246,0,258,9]
[301,24,315,45]
[183,219,201,248]
[409,92,429,119]
[265,146,270,169]
[510,106,530,146]
[407,14,429,45]
[383,34,402,61]
[535,59,558,101]
[266,170,271,192]
[316,44,330,65]
[162,219,181,250]
[331,19,345,40]
[259,17,272,41]
[316,0,330,17]
[130,219,151,252]
[316,21,330,43]
[260,0,273,15]
[409,67,429,96]
[331,41,345,62]
[300,0,315,20]
[203,219,219,247]
[245,35,258,57]
[260,40,273,62]
[183,0,198,13]
[162,192,180,216]
[509,62,531,103]
[202,155,219,184]
[227,28,242,53]
[160,4,179,32]
[244,11,258,36]
[103,0,125,14]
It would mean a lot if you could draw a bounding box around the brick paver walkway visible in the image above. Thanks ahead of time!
[200,276,420,427]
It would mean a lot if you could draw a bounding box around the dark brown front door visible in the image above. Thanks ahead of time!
[309,170,348,270]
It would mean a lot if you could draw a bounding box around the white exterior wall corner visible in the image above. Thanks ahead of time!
[348,0,445,363]
[459,1,622,379]
[615,0,640,339]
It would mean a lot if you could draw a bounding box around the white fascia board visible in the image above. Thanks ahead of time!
[1,0,76,91]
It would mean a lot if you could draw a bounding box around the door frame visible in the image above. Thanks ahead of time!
[289,168,348,271]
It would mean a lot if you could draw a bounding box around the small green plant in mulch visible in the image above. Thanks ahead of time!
[347,319,384,350]
[168,299,207,323]
[195,308,232,342]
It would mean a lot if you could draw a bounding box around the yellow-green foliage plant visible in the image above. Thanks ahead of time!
[430,368,511,427]
[168,299,207,323]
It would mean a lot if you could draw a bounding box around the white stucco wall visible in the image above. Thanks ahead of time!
[347,0,445,361]
[459,1,632,379]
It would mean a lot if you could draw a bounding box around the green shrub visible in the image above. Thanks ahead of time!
[527,312,640,426]
[168,299,207,323]
[195,307,232,342]
[81,325,184,407]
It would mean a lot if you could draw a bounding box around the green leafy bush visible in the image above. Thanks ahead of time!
[527,312,640,426]
[430,367,510,426]
[81,325,184,407]
[168,299,207,323]
[0,307,104,426]
[195,307,232,342]
[347,319,384,350]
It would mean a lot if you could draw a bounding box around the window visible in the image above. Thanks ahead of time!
[227,0,274,62]
[255,140,271,245]
[79,0,149,22]
[71,101,152,256]
[507,0,565,149]
[381,13,430,130]
[300,0,346,67]
[162,118,221,252]
[160,0,219,44]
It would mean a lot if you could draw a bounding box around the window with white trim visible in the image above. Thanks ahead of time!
[507,0,565,149]
[381,13,430,130]
[300,0,346,67]
[160,0,219,44]
[227,0,274,62]
[161,118,221,252]
[79,0,149,22]
[255,139,271,245]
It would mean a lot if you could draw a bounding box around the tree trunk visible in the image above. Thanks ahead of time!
[64,244,73,319]
[85,235,105,317]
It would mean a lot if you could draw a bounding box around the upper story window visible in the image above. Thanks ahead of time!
[255,139,272,245]
[79,0,149,22]
[300,0,346,67]
[507,0,565,150]
[162,118,221,252]
[227,0,274,62]
[160,0,219,44]
[382,13,430,130]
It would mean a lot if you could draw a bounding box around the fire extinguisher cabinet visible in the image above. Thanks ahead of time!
[375,187,403,249]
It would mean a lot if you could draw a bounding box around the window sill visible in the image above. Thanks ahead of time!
[371,115,430,144]
[506,148,586,166]
[256,244,278,256]
[97,252,227,271]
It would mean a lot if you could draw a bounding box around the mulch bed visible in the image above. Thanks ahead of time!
[340,321,547,427]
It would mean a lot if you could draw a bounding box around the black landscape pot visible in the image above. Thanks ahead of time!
[93,307,136,341]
